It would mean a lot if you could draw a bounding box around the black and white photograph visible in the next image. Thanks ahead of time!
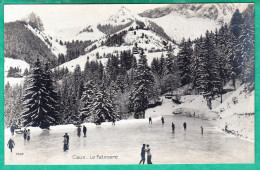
[4,3,254,164]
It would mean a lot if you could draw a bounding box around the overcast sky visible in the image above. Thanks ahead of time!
[4,4,167,34]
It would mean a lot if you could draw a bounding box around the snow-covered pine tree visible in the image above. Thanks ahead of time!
[91,88,117,124]
[42,63,60,124]
[194,36,210,95]
[83,57,91,81]
[116,73,126,93]
[21,59,56,129]
[79,81,97,122]
[240,6,254,92]
[177,38,192,86]
[226,32,238,90]
[209,30,223,97]
[230,9,244,39]
[158,53,166,77]
[130,50,154,119]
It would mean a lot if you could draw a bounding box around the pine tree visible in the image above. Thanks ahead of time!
[194,36,210,95]
[21,59,57,129]
[91,89,117,124]
[79,81,97,122]
[240,6,254,92]
[42,63,60,124]
[130,50,154,119]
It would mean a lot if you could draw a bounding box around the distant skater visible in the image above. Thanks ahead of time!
[201,126,203,134]
[183,122,187,131]
[77,126,81,137]
[83,125,87,137]
[7,138,15,152]
[64,133,69,144]
[23,129,27,140]
[10,125,15,136]
[27,129,30,141]
[112,119,116,126]
[161,117,164,124]
[146,144,152,164]
[172,123,175,133]
[149,117,152,124]
[63,136,68,151]
[139,144,146,164]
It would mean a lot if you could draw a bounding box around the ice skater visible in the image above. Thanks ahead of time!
[139,144,146,164]
[201,126,203,134]
[23,129,27,140]
[161,116,164,124]
[64,133,69,144]
[7,138,15,152]
[149,117,152,124]
[77,126,81,137]
[183,122,187,131]
[83,125,87,137]
[27,129,30,141]
[145,144,152,164]
[112,119,116,126]
[10,125,15,136]
[63,136,68,151]
[172,122,175,133]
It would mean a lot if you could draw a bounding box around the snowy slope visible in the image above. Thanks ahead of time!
[214,85,254,141]
[165,83,254,141]
[140,3,249,43]
[26,24,67,57]
[57,7,179,72]
[152,12,220,43]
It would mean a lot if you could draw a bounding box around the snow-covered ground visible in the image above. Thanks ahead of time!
[214,85,254,142]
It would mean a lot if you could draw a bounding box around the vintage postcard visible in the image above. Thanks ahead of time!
[4,3,254,164]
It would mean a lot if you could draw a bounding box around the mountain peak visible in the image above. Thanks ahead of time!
[23,12,44,31]
[105,6,136,26]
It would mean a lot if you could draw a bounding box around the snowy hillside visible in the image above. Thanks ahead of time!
[57,7,178,72]
[215,85,254,142]
[165,83,254,141]
[140,3,249,42]
[26,24,67,57]
[152,12,220,42]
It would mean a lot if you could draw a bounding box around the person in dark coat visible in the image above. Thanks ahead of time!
[83,125,87,137]
[183,122,187,131]
[27,129,31,141]
[172,123,175,133]
[149,117,152,124]
[161,117,164,124]
[77,126,81,137]
[7,138,15,152]
[10,125,15,136]
[63,136,68,151]
[64,133,69,144]
[23,129,27,140]
[139,144,146,164]
[112,119,116,126]
[201,126,203,134]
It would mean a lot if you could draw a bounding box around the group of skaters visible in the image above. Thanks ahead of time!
[149,116,204,134]
[63,125,87,152]
[7,127,31,152]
